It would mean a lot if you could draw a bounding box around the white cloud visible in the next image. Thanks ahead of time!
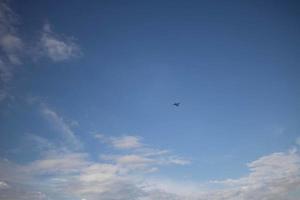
[96,134,190,174]
[94,133,105,139]
[0,181,9,189]
[1,126,299,200]
[40,23,81,62]
[1,144,300,200]
[78,163,118,183]
[165,156,191,166]
[23,153,90,175]
[111,135,143,149]
[116,154,154,165]
[96,134,191,176]
[208,150,300,200]
[0,2,82,103]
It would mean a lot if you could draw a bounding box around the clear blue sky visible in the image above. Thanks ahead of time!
[0,1,299,199]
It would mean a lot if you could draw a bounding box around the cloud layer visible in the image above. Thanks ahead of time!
[0,130,299,200]
[1,104,299,200]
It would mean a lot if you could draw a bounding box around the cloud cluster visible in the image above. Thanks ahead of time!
[0,101,191,200]
[2,108,299,200]
[206,150,300,200]
[0,1,81,103]
[96,134,190,174]
[1,127,300,200]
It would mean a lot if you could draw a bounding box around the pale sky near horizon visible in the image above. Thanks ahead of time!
[0,0,300,199]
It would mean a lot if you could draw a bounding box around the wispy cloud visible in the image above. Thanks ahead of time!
[39,23,81,62]
[0,1,23,63]
[0,2,82,103]
[23,152,90,175]
[96,134,190,172]
[111,135,143,149]
[0,1,23,102]
[41,105,83,150]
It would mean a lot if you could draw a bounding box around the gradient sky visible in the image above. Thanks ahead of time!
[0,1,300,200]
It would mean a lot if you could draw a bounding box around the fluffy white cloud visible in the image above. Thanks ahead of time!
[207,150,300,200]
[40,23,81,62]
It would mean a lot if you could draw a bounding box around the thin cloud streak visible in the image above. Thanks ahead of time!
[41,105,83,150]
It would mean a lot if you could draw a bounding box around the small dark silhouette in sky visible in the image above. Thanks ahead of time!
[173,102,180,107]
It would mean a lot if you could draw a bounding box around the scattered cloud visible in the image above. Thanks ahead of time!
[0,2,298,200]
[0,148,299,200]
[208,150,300,200]
[0,2,82,103]
[0,1,23,102]
[41,104,83,150]
[96,134,190,173]
[116,154,154,165]
[39,23,81,62]
[0,1,23,62]
[111,135,143,149]
[0,129,191,200]
[164,156,191,165]
[23,152,90,175]
[94,133,105,140]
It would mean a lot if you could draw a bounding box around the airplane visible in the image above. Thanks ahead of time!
[173,102,180,107]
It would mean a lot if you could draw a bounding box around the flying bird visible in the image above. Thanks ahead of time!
[173,102,180,107]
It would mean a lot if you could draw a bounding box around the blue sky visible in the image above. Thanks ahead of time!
[0,0,300,199]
